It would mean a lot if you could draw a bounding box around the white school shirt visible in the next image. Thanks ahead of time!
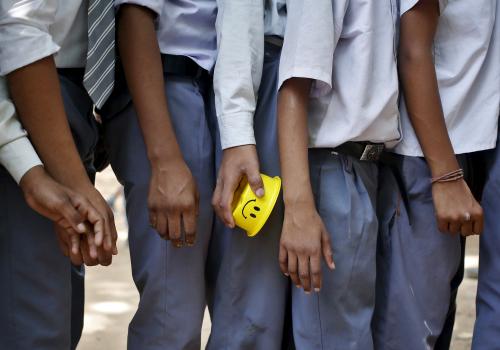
[0,0,87,75]
[0,78,42,183]
[214,0,287,150]
[279,0,401,149]
[395,0,500,156]
[115,0,217,72]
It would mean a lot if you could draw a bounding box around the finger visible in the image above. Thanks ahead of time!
[85,229,97,259]
[183,211,197,247]
[168,213,183,248]
[437,218,448,234]
[70,233,80,256]
[212,178,224,220]
[74,197,105,248]
[80,239,98,266]
[96,246,112,266]
[288,252,300,288]
[460,220,473,237]
[473,209,484,235]
[310,254,322,292]
[220,174,240,228]
[298,255,312,294]
[107,210,118,255]
[246,170,264,198]
[156,213,168,240]
[448,221,461,235]
[279,244,289,276]
[68,233,83,266]
[60,198,86,234]
[321,229,335,270]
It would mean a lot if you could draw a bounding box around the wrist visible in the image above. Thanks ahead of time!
[150,156,187,174]
[426,156,461,179]
[284,191,315,210]
[19,165,46,194]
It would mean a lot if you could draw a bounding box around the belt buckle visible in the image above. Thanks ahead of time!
[360,144,384,161]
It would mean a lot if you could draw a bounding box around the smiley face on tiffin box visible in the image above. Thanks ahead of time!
[232,174,281,237]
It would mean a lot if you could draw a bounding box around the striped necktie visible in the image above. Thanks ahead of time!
[84,0,116,109]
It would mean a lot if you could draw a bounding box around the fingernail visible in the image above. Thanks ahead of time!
[76,223,86,233]
[284,273,289,277]
[314,288,320,293]
[256,188,265,197]
[305,291,311,295]
[295,285,301,289]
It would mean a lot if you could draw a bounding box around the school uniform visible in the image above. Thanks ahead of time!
[0,1,115,348]
[101,1,217,348]
[206,1,288,349]
[373,1,500,349]
[279,1,401,348]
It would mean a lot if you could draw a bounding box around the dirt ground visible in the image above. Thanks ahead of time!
[77,168,479,350]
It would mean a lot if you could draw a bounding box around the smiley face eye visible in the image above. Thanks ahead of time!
[254,206,260,211]
[250,213,256,218]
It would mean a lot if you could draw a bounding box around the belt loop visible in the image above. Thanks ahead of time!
[343,155,353,174]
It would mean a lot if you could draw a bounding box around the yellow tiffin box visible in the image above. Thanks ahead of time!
[232,174,282,237]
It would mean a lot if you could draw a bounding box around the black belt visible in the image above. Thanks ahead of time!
[161,54,207,78]
[330,142,385,161]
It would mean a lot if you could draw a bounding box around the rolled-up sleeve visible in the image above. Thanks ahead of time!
[114,0,163,16]
[278,0,334,96]
[401,0,448,16]
[213,0,265,149]
[0,0,60,75]
[0,79,42,183]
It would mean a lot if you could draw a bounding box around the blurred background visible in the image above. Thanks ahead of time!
[77,168,479,349]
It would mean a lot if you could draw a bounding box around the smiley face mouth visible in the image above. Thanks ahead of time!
[241,199,261,219]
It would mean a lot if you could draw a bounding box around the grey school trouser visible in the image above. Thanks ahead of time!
[373,155,467,350]
[292,150,379,350]
[206,42,288,350]
[103,68,216,350]
[0,69,96,350]
[473,122,500,350]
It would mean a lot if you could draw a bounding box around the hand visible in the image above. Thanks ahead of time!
[20,166,111,259]
[148,159,199,247]
[212,145,264,228]
[279,201,335,293]
[20,165,89,235]
[432,179,483,236]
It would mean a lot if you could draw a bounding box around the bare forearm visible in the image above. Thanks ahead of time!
[278,78,315,206]
[118,5,183,167]
[399,0,459,177]
[7,56,91,189]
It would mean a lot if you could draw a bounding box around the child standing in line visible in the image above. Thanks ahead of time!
[372,1,498,349]
[277,1,401,348]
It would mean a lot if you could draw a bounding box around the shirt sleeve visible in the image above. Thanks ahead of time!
[213,0,265,149]
[401,0,448,16]
[114,0,163,16]
[278,0,334,96]
[0,79,42,184]
[0,0,60,75]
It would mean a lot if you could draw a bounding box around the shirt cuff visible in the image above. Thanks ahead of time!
[114,0,163,16]
[218,112,256,149]
[0,137,42,184]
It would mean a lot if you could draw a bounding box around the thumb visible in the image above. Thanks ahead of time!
[246,169,265,198]
[321,228,335,270]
